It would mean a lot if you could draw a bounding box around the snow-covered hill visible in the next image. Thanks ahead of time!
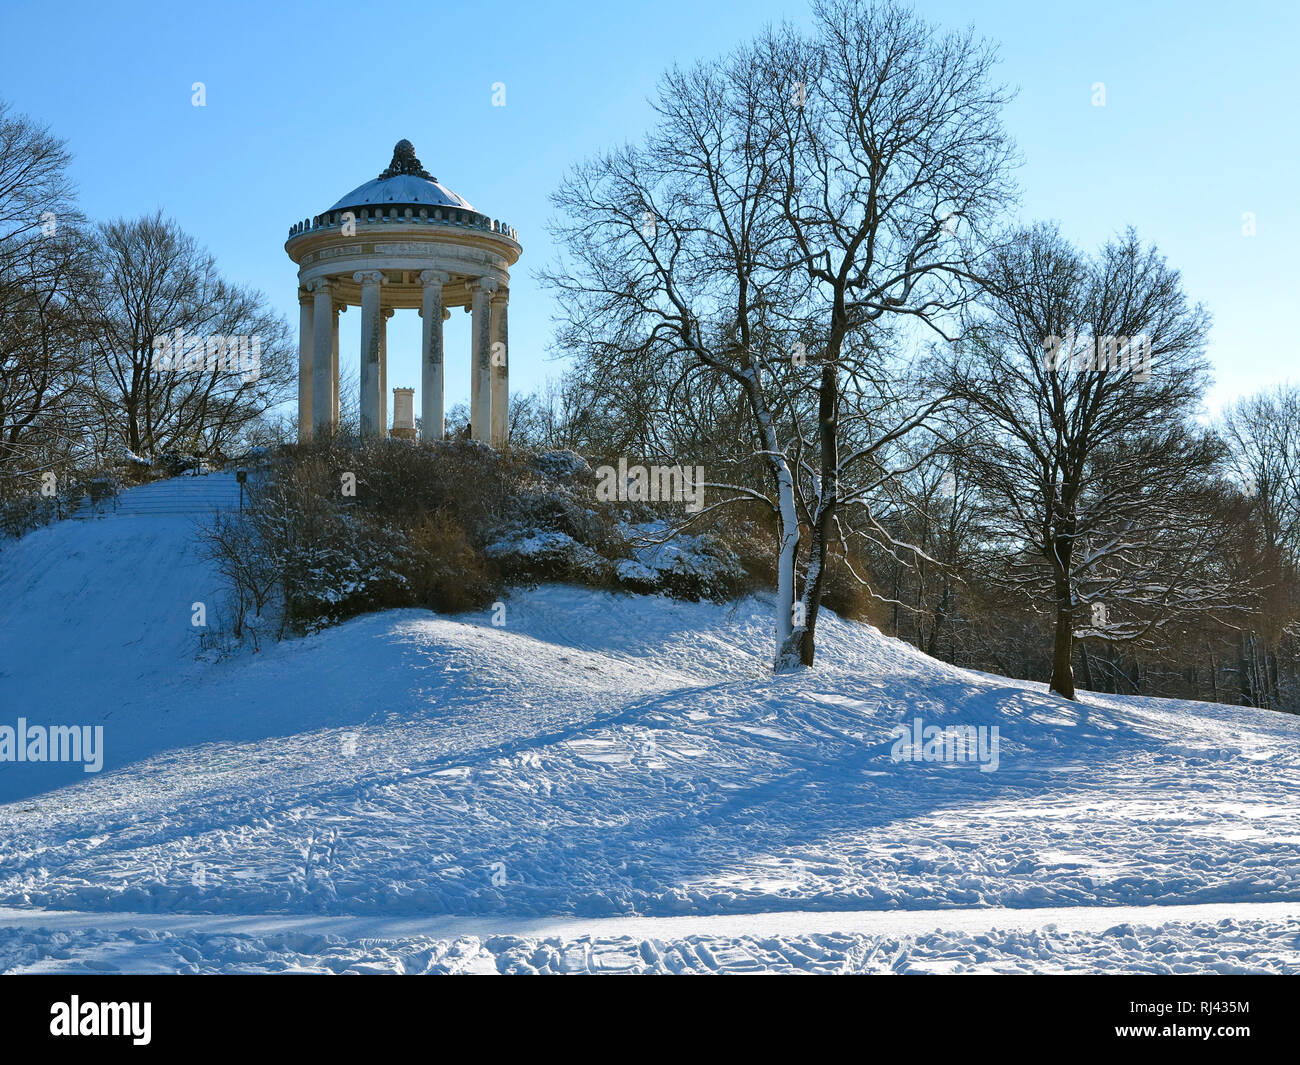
[1,474,1299,973]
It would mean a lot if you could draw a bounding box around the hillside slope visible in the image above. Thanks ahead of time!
[1,474,1299,972]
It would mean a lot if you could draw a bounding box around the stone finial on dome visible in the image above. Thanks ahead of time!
[379,139,435,181]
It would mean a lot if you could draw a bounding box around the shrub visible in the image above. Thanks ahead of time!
[207,438,761,639]
[407,510,497,613]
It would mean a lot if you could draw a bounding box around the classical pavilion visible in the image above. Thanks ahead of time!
[285,139,521,445]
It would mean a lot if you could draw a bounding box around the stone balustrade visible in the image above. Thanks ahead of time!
[287,208,517,242]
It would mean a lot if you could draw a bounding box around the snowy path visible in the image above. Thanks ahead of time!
[2,904,1298,973]
[2,475,1300,972]
[4,899,1299,940]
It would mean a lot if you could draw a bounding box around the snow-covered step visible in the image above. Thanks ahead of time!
[69,473,247,518]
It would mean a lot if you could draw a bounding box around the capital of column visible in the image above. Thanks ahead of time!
[469,277,499,297]
[382,307,396,319]
[306,277,334,294]
[298,288,313,305]
[353,270,387,286]
[489,288,509,308]
[418,269,450,287]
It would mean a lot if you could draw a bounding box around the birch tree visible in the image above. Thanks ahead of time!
[545,48,812,666]
[766,0,1015,664]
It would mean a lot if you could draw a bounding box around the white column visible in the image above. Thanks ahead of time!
[469,278,497,441]
[309,278,335,435]
[354,270,386,438]
[297,290,313,443]
[331,302,343,428]
[419,270,449,441]
[380,308,394,436]
[490,289,509,448]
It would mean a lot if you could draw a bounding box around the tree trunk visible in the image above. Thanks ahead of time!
[1237,633,1255,707]
[790,359,841,668]
[1049,597,1076,699]
[925,571,949,657]
[772,464,800,670]
[796,515,829,666]
[744,383,800,673]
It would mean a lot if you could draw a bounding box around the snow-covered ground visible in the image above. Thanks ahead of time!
[1,474,1299,973]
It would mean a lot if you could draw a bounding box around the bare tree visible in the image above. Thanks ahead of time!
[869,435,987,657]
[951,223,1229,699]
[1218,384,1300,705]
[546,0,1015,668]
[0,100,92,490]
[545,41,811,668]
[765,0,1016,664]
[1222,385,1300,566]
[77,212,294,460]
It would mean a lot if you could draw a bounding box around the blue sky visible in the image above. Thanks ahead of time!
[4,0,1296,416]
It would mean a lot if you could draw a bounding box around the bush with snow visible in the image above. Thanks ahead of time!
[204,439,758,638]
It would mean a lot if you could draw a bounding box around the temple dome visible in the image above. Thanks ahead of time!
[327,139,476,213]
